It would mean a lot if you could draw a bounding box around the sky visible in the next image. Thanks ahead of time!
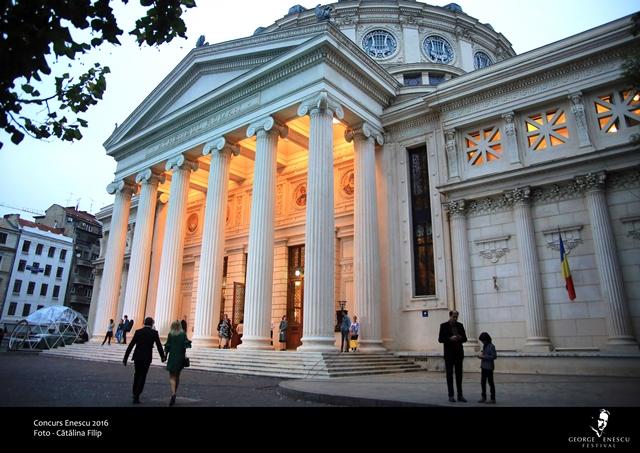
[0,0,638,219]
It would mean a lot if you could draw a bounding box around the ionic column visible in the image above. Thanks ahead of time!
[505,187,552,352]
[345,123,385,352]
[154,154,198,336]
[193,138,239,347]
[122,169,163,331]
[239,117,288,350]
[297,92,343,352]
[443,200,479,352]
[577,173,638,351]
[92,180,135,340]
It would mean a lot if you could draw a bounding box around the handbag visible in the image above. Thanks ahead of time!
[183,356,190,368]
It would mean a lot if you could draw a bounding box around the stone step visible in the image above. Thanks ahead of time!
[41,343,422,379]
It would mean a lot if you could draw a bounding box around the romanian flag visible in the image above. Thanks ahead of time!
[559,234,576,301]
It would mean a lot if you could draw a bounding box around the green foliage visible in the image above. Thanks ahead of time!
[0,0,196,150]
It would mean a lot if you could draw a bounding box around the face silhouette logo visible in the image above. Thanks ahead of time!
[590,409,610,438]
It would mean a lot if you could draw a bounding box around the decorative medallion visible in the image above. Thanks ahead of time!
[423,35,455,64]
[342,170,354,196]
[187,213,198,234]
[361,29,398,60]
[294,183,307,207]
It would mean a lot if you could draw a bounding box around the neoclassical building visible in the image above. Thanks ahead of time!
[89,1,640,358]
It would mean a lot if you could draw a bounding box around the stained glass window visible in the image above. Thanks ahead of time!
[408,146,435,296]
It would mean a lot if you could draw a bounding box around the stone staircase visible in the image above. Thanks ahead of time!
[40,342,422,379]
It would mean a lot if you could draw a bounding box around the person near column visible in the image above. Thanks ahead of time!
[235,319,244,347]
[181,316,188,340]
[115,318,124,344]
[340,311,351,353]
[438,310,468,402]
[101,319,114,345]
[477,332,497,404]
[349,315,360,352]
[164,320,192,406]
[217,314,232,349]
[123,317,166,404]
[278,315,288,351]
[122,315,131,344]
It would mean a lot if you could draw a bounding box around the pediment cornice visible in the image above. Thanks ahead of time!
[106,32,399,161]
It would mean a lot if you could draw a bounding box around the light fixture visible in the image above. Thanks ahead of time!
[294,267,304,277]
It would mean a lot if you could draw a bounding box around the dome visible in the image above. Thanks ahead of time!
[288,5,306,15]
[443,3,463,13]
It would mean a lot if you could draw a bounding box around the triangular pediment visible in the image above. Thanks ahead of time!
[104,24,400,158]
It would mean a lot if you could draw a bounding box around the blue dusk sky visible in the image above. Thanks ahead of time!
[0,0,638,218]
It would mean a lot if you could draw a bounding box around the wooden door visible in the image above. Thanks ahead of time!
[286,245,304,349]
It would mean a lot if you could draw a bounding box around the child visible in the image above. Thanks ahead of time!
[477,332,497,404]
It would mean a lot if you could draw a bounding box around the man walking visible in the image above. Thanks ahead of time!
[123,317,165,404]
[438,310,468,403]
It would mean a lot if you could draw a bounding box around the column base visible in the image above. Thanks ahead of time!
[191,337,219,348]
[237,337,274,351]
[297,336,339,353]
[523,337,554,352]
[601,337,639,353]
[357,341,386,353]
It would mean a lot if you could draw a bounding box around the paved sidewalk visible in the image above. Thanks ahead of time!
[279,370,640,407]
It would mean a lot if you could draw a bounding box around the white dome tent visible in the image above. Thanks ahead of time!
[8,306,88,350]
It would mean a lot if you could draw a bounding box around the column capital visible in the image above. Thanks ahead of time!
[203,137,240,157]
[504,186,532,206]
[165,154,199,173]
[345,122,384,146]
[297,91,344,120]
[106,179,137,195]
[443,199,467,217]
[135,168,165,186]
[246,116,288,139]
[575,172,606,192]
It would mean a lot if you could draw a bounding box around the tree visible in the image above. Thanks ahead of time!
[0,0,197,150]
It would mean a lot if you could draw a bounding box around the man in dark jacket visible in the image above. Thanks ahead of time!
[123,317,165,404]
[122,315,133,344]
[438,310,468,403]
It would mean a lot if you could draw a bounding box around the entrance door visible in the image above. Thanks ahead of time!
[286,245,304,349]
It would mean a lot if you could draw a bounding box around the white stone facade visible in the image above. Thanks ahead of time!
[90,2,639,360]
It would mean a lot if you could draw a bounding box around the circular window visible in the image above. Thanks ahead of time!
[361,29,398,59]
[423,35,455,64]
[474,51,493,69]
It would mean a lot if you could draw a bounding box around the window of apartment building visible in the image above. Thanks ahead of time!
[18,259,26,272]
[70,286,76,294]
[37,305,44,311]
[21,241,31,253]
[13,279,22,294]
[27,281,35,295]
[40,283,48,296]
[53,285,60,298]
[56,267,63,279]
[44,264,52,276]
[0,232,7,244]
[8,302,17,315]
[408,145,436,296]
[35,243,43,255]
[60,249,67,261]
[428,72,445,86]
[22,303,31,316]
[48,246,56,258]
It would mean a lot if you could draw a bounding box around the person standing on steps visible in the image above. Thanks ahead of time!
[438,310,468,403]
[123,317,166,404]
[340,310,351,353]
[101,319,114,345]
[278,315,288,351]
